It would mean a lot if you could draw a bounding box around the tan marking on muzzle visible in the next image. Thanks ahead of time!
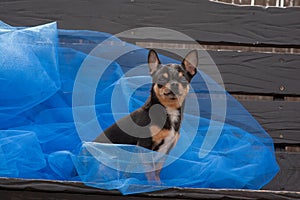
[153,84,190,109]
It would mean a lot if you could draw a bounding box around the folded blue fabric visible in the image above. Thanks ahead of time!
[0,22,60,121]
[0,21,279,195]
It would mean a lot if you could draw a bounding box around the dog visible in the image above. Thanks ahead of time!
[94,49,198,182]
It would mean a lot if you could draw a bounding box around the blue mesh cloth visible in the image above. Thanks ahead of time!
[0,21,279,194]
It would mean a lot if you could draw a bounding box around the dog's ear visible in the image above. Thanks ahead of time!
[148,49,161,75]
[182,50,198,78]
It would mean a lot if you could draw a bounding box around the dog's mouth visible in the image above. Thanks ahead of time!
[163,91,180,100]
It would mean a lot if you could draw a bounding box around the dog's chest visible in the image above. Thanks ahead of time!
[151,108,180,154]
[166,107,179,125]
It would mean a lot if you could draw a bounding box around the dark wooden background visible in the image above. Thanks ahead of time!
[0,0,300,199]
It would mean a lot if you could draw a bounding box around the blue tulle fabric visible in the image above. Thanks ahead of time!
[0,22,279,194]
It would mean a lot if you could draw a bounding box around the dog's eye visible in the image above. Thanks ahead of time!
[158,76,168,82]
[155,76,167,86]
[179,76,188,83]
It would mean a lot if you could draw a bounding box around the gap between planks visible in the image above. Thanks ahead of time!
[136,42,300,55]
[232,94,300,102]
[285,146,300,152]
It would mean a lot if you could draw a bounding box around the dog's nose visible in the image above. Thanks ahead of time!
[170,82,180,95]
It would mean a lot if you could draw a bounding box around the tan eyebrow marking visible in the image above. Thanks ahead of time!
[178,72,183,77]
[163,73,168,78]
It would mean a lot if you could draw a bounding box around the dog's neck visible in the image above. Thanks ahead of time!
[141,87,184,132]
[166,107,180,125]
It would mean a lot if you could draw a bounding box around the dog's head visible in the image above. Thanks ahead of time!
[148,49,197,108]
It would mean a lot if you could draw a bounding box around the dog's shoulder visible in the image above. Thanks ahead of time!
[94,108,152,145]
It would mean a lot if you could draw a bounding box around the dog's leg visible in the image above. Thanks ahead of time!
[145,170,159,182]
[137,149,163,183]
[138,150,159,182]
[145,154,166,183]
[154,160,164,182]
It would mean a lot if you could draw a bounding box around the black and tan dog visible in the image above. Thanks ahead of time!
[94,49,197,181]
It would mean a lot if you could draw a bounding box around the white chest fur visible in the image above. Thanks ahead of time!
[156,108,180,154]
[166,107,179,125]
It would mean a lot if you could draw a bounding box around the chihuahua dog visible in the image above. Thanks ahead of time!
[94,49,197,181]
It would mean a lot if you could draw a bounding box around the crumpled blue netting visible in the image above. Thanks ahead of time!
[0,21,279,194]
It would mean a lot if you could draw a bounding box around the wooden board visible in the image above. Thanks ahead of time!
[208,51,300,96]
[1,175,300,200]
[1,0,300,46]
[116,48,300,96]
[56,31,300,96]
[206,51,300,95]
[184,97,300,145]
[239,100,300,144]
[264,152,300,192]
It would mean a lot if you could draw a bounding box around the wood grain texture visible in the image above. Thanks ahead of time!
[1,177,300,200]
[239,100,300,144]
[0,0,299,46]
[207,50,300,95]
[109,49,300,96]
[183,97,300,144]
[264,152,300,192]
[58,31,300,96]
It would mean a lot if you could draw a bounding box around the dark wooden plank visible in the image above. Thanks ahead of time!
[1,190,169,200]
[239,100,300,144]
[1,190,148,200]
[264,152,300,192]
[1,177,300,200]
[207,50,300,95]
[183,97,300,144]
[0,0,299,46]
[108,48,300,96]
[57,31,300,96]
